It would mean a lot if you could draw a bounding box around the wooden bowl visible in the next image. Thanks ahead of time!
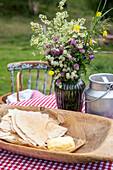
[0,105,113,163]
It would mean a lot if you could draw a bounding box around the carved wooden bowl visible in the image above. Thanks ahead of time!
[0,105,113,163]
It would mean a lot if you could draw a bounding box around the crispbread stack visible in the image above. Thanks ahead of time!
[0,109,70,149]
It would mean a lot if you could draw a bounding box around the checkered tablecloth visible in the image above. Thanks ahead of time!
[0,94,113,170]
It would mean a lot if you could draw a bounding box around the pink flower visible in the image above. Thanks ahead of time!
[46,50,50,55]
[61,71,65,77]
[71,39,77,46]
[59,46,63,54]
[74,47,78,53]
[51,49,56,55]
[80,49,85,53]
[46,44,51,48]
[53,36,58,41]
[57,79,61,84]
[68,57,73,61]
[73,63,79,70]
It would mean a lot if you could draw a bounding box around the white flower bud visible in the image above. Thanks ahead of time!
[67,67,70,71]
[66,73,70,79]
[60,64,63,68]
[67,54,72,58]
[77,43,83,49]
[80,33,86,37]
[51,60,54,65]
[63,68,67,71]
[58,73,61,77]
[62,57,65,61]
[72,34,78,38]
[59,61,62,64]
[63,50,67,55]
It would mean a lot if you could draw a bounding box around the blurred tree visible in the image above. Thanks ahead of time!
[28,0,39,15]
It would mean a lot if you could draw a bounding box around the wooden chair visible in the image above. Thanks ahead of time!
[0,61,54,104]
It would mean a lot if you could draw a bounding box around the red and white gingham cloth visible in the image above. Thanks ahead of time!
[0,94,113,170]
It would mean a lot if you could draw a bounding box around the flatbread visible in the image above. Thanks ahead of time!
[0,130,11,137]
[0,130,32,146]
[0,114,15,133]
[15,112,49,146]
[0,109,69,148]
[46,121,67,139]
[15,111,67,146]
[8,109,49,119]
[11,112,35,145]
[0,120,11,132]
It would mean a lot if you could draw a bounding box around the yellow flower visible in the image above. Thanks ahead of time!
[49,70,54,75]
[97,12,102,17]
[103,30,107,36]
[73,25,80,32]
[93,31,95,33]
[57,71,60,73]
[31,26,34,31]
[35,42,38,45]
[89,39,92,45]
[103,38,105,41]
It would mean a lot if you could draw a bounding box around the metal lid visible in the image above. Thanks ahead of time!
[89,73,113,84]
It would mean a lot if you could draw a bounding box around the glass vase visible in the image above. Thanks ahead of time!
[55,79,85,111]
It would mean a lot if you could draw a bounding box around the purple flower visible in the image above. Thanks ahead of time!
[89,54,95,59]
[47,62,49,67]
[80,49,85,53]
[51,49,56,55]
[59,46,63,54]
[51,49,60,56]
[56,51,60,56]
[68,57,73,61]
[53,36,58,41]
[74,47,78,53]
[53,46,57,48]
[67,41,71,45]
[46,49,50,55]
[71,39,77,46]
[73,63,79,70]
[57,79,61,84]
[59,43,62,45]
[46,44,51,48]
[61,72,65,77]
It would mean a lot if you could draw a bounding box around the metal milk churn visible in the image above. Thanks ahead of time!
[83,73,113,118]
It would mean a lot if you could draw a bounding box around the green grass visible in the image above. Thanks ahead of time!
[0,38,113,96]
[0,1,113,97]
[82,53,113,85]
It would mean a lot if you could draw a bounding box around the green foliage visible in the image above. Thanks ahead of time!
[0,0,30,16]
[86,0,113,21]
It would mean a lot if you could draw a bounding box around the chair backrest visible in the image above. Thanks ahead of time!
[7,61,54,95]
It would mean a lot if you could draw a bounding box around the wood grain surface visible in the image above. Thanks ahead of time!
[0,105,113,163]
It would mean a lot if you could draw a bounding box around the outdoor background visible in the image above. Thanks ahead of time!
[0,0,113,96]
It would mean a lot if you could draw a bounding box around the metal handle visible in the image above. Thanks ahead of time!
[82,83,113,103]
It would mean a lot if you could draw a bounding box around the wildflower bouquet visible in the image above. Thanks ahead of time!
[30,0,112,86]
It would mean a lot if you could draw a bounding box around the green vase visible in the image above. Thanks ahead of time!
[55,79,85,111]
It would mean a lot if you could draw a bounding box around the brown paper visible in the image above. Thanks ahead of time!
[61,116,86,152]
[43,109,86,152]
